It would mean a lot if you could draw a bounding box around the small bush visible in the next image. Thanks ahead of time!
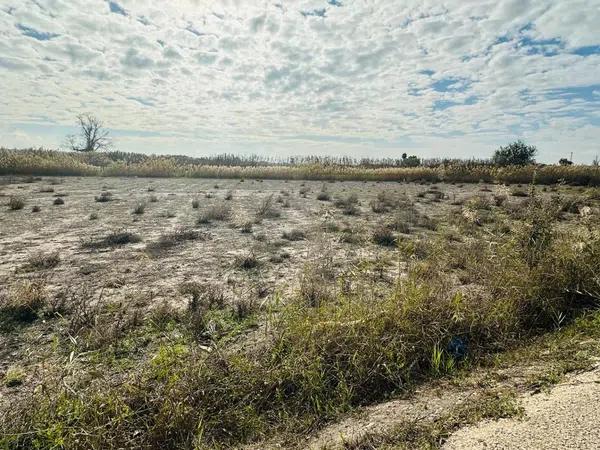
[335,193,360,215]
[4,367,25,387]
[198,203,232,224]
[372,225,397,246]
[255,194,280,219]
[282,229,306,241]
[192,199,200,209]
[235,252,260,270]
[240,221,253,234]
[31,205,41,213]
[147,228,205,255]
[317,191,331,201]
[179,282,226,312]
[89,212,98,220]
[82,230,142,249]
[0,280,46,322]
[7,196,25,210]
[132,202,146,215]
[225,190,233,200]
[148,195,158,203]
[53,197,64,206]
[22,251,60,271]
[94,191,113,202]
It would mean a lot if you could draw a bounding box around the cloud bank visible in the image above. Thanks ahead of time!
[1,0,599,162]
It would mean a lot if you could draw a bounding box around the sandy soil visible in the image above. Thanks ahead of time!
[0,175,498,310]
[444,364,600,450]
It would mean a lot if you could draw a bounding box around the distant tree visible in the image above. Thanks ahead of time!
[492,140,537,166]
[66,114,112,152]
[558,158,573,166]
[402,155,420,167]
[401,152,407,160]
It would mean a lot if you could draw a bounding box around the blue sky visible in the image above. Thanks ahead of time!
[0,0,599,163]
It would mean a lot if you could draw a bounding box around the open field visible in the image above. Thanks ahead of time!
[1,174,600,449]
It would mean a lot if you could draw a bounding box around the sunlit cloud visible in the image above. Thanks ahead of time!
[0,0,599,162]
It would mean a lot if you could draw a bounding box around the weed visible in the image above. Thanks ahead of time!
[235,252,260,270]
[94,191,113,202]
[132,202,146,215]
[4,367,25,387]
[21,251,60,271]
[198,202,232,224]
[7,196,25,210]
[255,194,280,219]
[147,228,206,255]
[372,225,397,246]
[82,230,142,249]
[0,280,46,323]
[282,229,306,241]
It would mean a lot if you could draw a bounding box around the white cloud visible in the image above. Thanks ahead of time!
[0,0,599,162]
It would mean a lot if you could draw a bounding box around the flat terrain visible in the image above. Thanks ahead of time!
[1,174,599,449]
[0,175,500,312]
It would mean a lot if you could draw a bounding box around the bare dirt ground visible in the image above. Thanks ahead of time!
[304,334,600,450]
[0,175,504,313]
[1,175,597,447]
[444,365,600,450]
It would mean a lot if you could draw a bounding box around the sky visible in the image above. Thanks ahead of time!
[0,0,599,163]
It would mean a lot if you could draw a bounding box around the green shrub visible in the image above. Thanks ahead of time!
[492,140,537,166]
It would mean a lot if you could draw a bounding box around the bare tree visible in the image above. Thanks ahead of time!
[66,114,112,152]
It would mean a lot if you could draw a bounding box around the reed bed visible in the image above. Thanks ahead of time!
[2,148,599,185]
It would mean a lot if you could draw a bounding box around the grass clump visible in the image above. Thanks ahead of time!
[147,228,206,255]
[53,197,64,206]
[317,185,331,201]
[198,202,231,224]
[282,229,306,241]
[335,193,360,215]
[0,280,46,323]
[235,251,260,270]
[82,230,142,249]
[21,251,60,271]
[255,194,281,220]
[372,225,397,246]
[370,191,399,213]
[7,196,25,210]
[4,367,26,388]
[94,191,113,202]
[132,202,146,215]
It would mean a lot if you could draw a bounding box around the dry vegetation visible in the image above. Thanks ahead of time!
[0,172,599,449]
[2,148,600,185]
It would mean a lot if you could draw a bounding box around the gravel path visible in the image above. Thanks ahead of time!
[444,366,600,450]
